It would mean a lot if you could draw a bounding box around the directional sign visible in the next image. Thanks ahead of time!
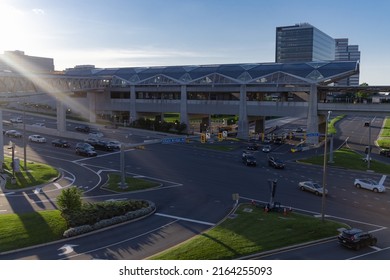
[161,137,186,144]
[306,132,319,137]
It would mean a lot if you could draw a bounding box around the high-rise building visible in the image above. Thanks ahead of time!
[275,23,335,63]
[0,50,54,73]
[334,38,360,86]
[275,23,360,85]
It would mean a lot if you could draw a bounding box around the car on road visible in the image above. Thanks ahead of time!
[107,140,121,149]
[262,145,271,153]
[379,149,390,157]
[75,146,97,157]
[242,154,256,166]
[93,140,116,151]
[338,228,377,250]
[246,143,259,151]
[354,178,386,193]
[75,125,90,133]
[10,117,23,123]
[28,134,46,143]
[268,156,285,169]
[298,181,328,196]
[88,131,104,138]
[52,139,71,148]
[76,142,95,151]
[32,123,46,127]
[5,130,22,138]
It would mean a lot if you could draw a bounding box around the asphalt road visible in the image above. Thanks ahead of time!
[1,113,390,260]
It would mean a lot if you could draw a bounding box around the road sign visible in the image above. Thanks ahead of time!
[161,137,186,144]
[306,132,319,137]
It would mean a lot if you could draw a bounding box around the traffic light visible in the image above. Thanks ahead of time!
[218,132,223,141]
[271,180,277,198]
[201,133,206,143]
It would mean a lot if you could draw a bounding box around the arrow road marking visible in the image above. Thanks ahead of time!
[33,188,41,194]
[58,244,78,256]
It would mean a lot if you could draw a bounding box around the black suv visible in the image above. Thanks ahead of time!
[338,228,377,250]
[75,146,97,157]
[75,125,90,133]
[93,140,116,151]
[268,156,285,169]
[242,154,257,166]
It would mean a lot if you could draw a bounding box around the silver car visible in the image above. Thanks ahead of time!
[299,181,328,196]
[354,178,386,193]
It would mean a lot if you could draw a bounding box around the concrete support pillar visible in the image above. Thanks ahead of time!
[56,99,67,133]
[255,117,265,134]
[237,85,248,139]
[306,83,319,144]
[130,86,137,124]
[87,92,96,123]
[180,85,189,130]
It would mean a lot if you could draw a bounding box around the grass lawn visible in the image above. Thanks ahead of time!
[378,117,390,148]
[3,157,59,190]
[0,210,67,253]
[328,115,345,135]
[151,204,344,260]
[102,173,160,192]
[299,148,390,174]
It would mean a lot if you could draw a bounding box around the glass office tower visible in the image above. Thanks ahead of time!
[335,38,360,86]
[275,23,335,63]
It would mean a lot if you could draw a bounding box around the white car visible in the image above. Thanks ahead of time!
[354,178,386,193]
[299,181,328,196]
[32,123,46,127]
[28,134,47,143]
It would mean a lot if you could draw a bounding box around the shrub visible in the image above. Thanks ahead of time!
[63,200,156,238]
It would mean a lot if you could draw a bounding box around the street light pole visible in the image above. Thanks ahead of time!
[321,111,331,222]
[367,117,375,170]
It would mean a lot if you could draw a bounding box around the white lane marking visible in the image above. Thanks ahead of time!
[155,212,215,226]
[53,182,62,189]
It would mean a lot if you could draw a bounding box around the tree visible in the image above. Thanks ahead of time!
[56,186,83,214]
[356,82,371,102]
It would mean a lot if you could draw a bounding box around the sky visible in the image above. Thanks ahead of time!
[1,0,390,85]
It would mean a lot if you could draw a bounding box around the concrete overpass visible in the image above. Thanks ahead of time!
[1,61,389,153]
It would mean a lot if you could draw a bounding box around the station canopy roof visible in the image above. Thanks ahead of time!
[64,61,359,87]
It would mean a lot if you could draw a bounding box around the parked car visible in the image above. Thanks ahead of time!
[75,125,90,133]
[354,178,386,193]
[268,156,285,169]
[5,130,22,138]
[52,139,71,148]
[28,134,46,143]
[262,145,271,153]
[242,154,257,166]
[75,146,97,157]
[338,228,377,250]
[298,181,328,196]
